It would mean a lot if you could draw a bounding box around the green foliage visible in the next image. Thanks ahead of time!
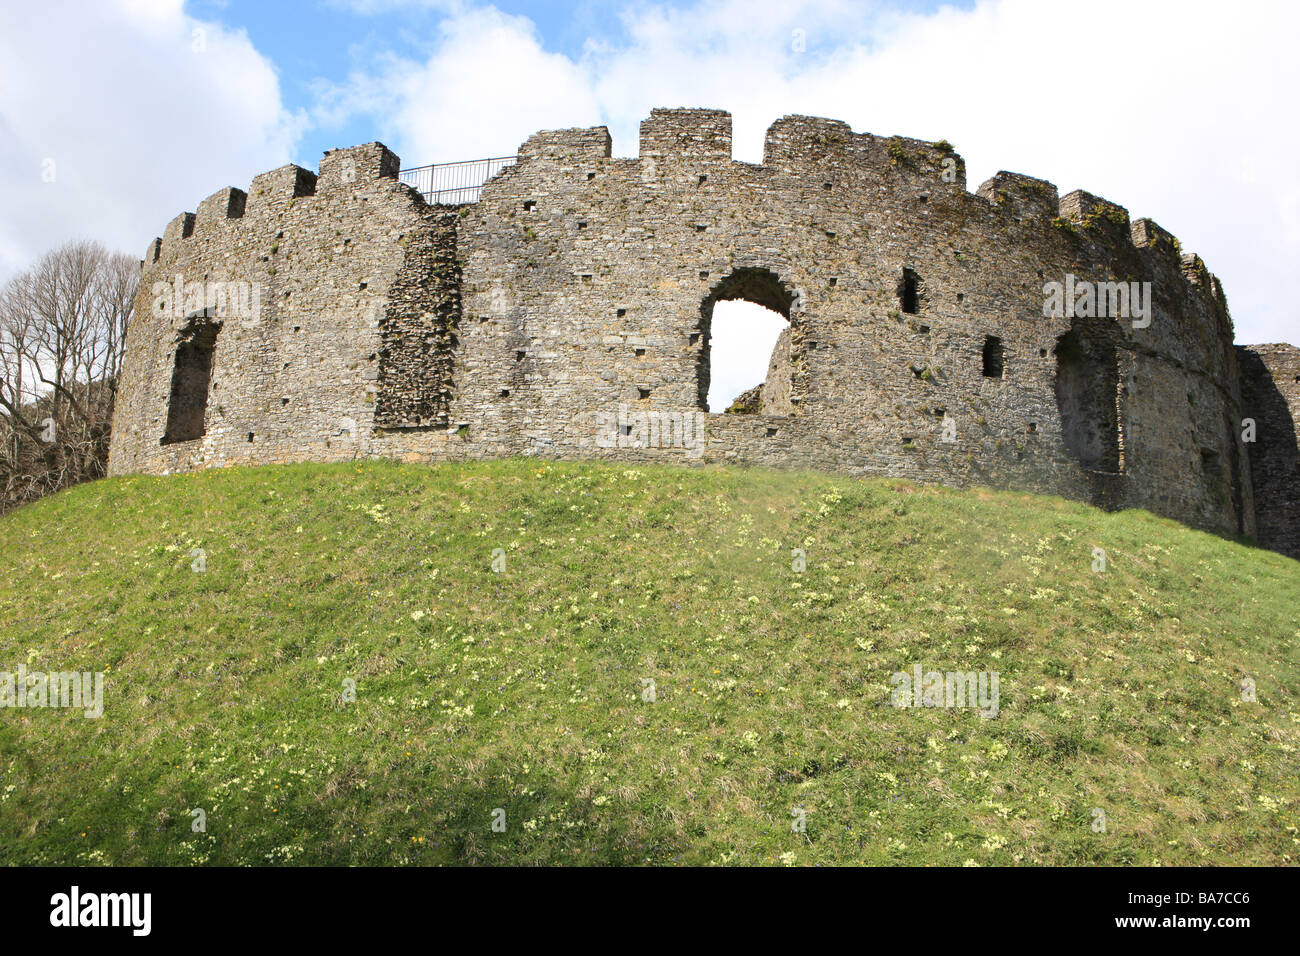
[0,460,1296,866]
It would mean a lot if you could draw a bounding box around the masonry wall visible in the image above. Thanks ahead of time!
[1238,344,1300,557]
[110,108,1295,552]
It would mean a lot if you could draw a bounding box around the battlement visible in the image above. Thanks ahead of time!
[520,127,612,163]
[112,107,1297,559]
[640,108,732,162]
[143,144,418,270]
[977,172,1058,220]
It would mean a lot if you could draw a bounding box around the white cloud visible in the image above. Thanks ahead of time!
[330,0,1299,346]
[314,6,600,164]
[0,0,302,278]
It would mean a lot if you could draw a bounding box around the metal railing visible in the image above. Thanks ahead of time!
[398,156,518,205]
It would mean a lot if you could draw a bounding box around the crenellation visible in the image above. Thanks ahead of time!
[978,172,1059,220]
[162,211,195,245]
[640,108,732,163]
[1130,216,1176,253]
[196,187,247,226]
[318,142,401,192]
[107,108,1300,558]
[247,164,317,218]
[1057,189,1131,236]
[521,126,612,164]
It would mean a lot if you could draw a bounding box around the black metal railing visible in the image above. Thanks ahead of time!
[398,156,518,205]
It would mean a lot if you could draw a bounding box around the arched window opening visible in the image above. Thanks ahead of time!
[698,268,795,415]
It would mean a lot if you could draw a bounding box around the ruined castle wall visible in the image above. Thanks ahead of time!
[761,328,793,417]
[110,144,426,474]
[109,108,1288,550]
[1238,344,1300,557]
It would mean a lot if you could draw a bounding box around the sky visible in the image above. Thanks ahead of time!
[1,0,1296,405]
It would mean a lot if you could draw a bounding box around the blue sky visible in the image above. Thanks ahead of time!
[1,0,1297,358]
[183,0,975,168]
[185,0,634,164]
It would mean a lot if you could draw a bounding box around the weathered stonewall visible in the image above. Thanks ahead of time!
[109,108,1300,558]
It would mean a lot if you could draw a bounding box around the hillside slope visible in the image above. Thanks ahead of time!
[0,460,1296,865]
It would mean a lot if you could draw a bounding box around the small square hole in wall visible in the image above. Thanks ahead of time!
[617,308,626,317]
[766,427,778,437]
[638,387,651,399]
[619,424,632,437]
[823,182,833,190]
[247,433,255,442]
[1039,348,1048,357]
[516,351,526,361]
[1027,422,1037,433]
[500,388,510,398]
[580,274,593,284]
[578,221,587,230]
[689,333,700,345]
[281,398,289,406]
[699,270,709,279]
[695,224,706,232]
[634,348,646,356]
[359,281,367,290]
[698,174,708,185]
[587,171,596,181]
[956,293,964,302]
[293,326,301,333]
[829,277,838,286]
[523,200,536,211]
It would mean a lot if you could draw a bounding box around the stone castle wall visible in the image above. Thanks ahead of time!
[108,108,1299,556]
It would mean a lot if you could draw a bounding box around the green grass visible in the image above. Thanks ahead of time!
[0,459,1297,866]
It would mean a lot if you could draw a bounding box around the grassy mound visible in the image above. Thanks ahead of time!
[0,459,1296,865]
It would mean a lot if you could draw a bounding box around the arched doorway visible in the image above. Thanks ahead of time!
[698,268,796,414]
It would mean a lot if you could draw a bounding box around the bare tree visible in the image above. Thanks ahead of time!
[0,240,138,511]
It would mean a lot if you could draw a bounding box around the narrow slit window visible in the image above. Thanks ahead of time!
[900,268,921,314]
[982,336,1004,378]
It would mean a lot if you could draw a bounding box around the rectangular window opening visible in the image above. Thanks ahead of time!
[982,335,1004,378]
[161,324,219,445]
